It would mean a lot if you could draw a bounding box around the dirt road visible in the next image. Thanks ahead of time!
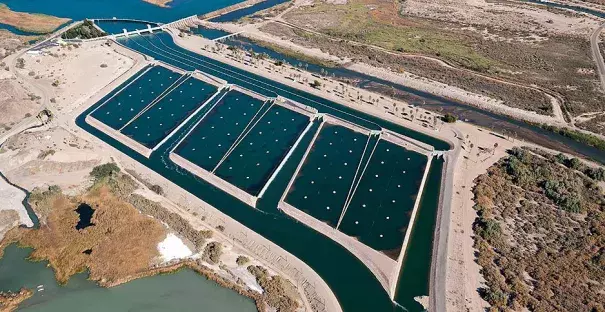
[590,22,605,93]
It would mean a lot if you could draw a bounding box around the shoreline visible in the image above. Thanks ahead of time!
[0,239,266,312]
[0,4,70,34]
[204,22,569,125]
[61,39,342,312]
[142,0,174,8]
[100,260,266,312]
[196,20,605,163]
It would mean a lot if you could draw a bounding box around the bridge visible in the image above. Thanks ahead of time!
[111,15,200,39]
[89,18,162,26]
[212,31,245,42]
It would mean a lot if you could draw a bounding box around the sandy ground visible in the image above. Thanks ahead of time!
[402,0,601,38]
[0,127,109,194]
[0,173,32,241]
[442,122,517,312]
[201,20,569,127]
[157,233,193,262]
[0,78,42,138]
[0,41,136,195]
[0,42,130,197]
[142,0,173,8]
[15,42,135,116]
[4,38,322,311]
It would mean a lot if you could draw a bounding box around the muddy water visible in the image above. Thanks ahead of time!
[0,244,257,312]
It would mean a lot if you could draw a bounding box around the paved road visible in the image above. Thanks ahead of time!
[590,22,605,93]
[429,128,461,312]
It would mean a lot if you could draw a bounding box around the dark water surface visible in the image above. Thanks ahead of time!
[74,203,95,230]
[1,0,241,23]
[67,31,451,312]
[222,36,605,164]
[94,20,160,35]
[209,0,289,22]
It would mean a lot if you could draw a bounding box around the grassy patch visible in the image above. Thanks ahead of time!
[247,37,339,68]
[289,1,497,72]
[0,171,166,286]
[0,4,70,34]
[541,124,605,151]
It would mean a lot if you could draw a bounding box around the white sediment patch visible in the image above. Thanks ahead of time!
[157,233,193,262]
[0,174,33,227]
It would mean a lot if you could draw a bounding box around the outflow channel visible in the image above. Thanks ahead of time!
[76,31,449,312]
[219,34,605,164]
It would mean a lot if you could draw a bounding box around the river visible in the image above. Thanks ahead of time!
[219,35,605,164]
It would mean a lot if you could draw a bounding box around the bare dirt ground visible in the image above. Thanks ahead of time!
[0,78,42,138]
[14,42,135,115]
[0,127,108,194]
[0,30,37,58]
[0,39,312,312]
[142,0,173,8]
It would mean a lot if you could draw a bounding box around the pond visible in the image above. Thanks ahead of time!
[75,203,95,230]
[0,244,258,312]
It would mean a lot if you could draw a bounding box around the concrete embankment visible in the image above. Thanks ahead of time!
[168,152,258,207]
[198,0,266,20]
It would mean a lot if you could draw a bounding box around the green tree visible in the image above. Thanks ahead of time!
[441,113,457,123]
[90,163,120,181]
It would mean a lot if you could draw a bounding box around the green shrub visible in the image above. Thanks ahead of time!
[541,124,605,151]
[474,217,502,242]
[586,167,605,181]
[202,242,222,264]
[310,80,322,88]
[61,20,106,40]
[441,113,457,123]
[90,163,120,181]
[236,256,249,266]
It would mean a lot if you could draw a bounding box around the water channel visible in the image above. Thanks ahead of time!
[1,1,604,312]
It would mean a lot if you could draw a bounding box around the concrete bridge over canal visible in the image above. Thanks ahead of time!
[109,15,200,39]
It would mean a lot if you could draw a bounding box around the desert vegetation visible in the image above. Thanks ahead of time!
[541,124,605,151]
[247,265,299,312]
[0,167,166,285]
[202,241,223,264]
[61,20,106,40]
[472,148,604,311]
[257,0,605,130]
[0,289,32,312]
[236,255,249,266]
[0,4,69,34]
